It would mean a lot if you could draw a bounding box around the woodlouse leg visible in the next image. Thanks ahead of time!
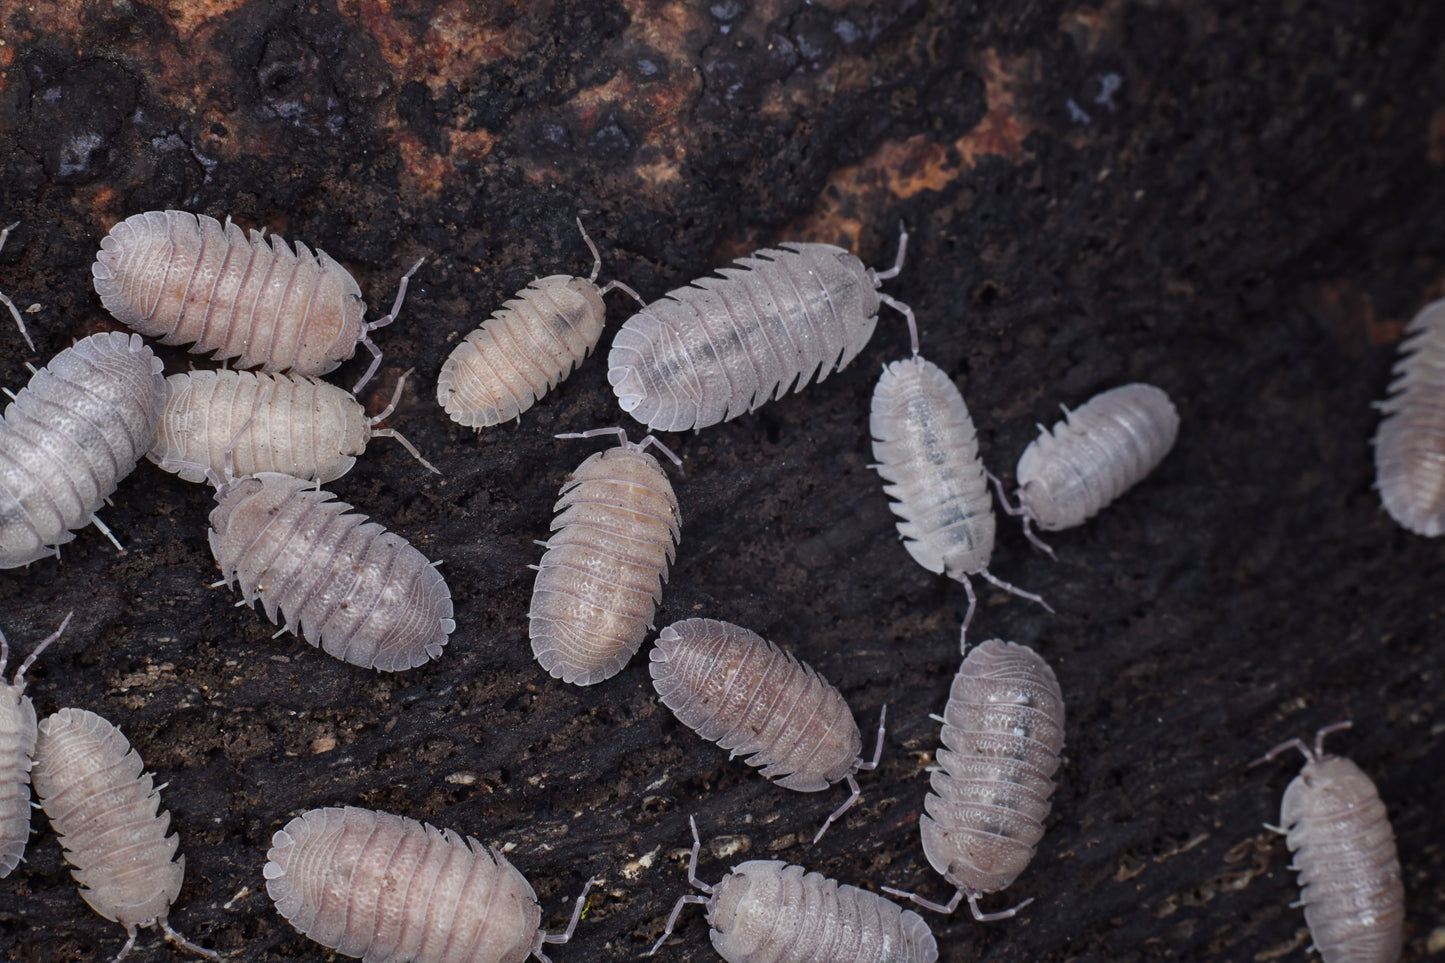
[535,875,600,958]
[368,369,441,475]
[159,917,220,960]
[987,470,1057,559]
[978,568,1054,616]
[6,611,72,687]
[90,514,125,554]
[108,925,139,963]
[0,221,34,352]
[354,257,425,393]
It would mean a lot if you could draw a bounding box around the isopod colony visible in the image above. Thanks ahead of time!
[0,187,1412,963]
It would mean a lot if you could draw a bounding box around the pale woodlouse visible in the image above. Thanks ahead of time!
[1255,722,1405,963]
[607,228,913,432]
[1,220,36,351]
[0,613,70,878]
[91,209,422,392]
[264,805,598,963]
[529,427,682,685]
[1375,297,1445,535]
[648,618,886,843]
[0,330,165,568]
[148,368,436,484]
[885,638,1064,921]
[649,815,938,961]
[438,218,644,428]
[33,706,218,962]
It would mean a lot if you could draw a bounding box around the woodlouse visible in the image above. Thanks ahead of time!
[148,368,436,484]
[1,221,36,351]
[33,706,217,962]
[607,228,913,432]
[0,330,165,568]
[885,638,1064,921]
[0,613,70,878]
[208,471,454,671]
[649,618,885,843]
[529,427,682,685]
[264,805,598,963]
[91,209,422,392]
[1375,297,1445,535]
[438,219,643,428]
[649,815,938,961]
[1255,722,1404,963]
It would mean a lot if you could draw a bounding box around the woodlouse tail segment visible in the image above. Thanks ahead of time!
[987,470,1057,559]
[353,257,425,393]
[367,368,441,475]
[1,611,73,688]
[533,874,600,961]
[1,221,35,352]
[813,704,888,844]
[158,917,221,961]
[648,816,718,956]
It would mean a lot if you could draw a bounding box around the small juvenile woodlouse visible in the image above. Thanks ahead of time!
[264,805,598,963]
[1255,722,1404,963]
[33,706,217,962]
[0,331,165,569]
[1,221,36,351]
[529,427,682,685]
[92,209,422,392]
[885,638,1064,921]
[0,613,70,878]
[649,618,885,843]
[649,815,938,961]
[1375,297,1445,535]
[438,219,644,428]
[148,368,436,484]
[608,227,913,432]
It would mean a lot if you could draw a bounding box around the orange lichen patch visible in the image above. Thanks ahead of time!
[394,131,452,202]
[1429,106,1445,166]
[448,127,497,167]
[342,0,534,95]
[151,0,253,39]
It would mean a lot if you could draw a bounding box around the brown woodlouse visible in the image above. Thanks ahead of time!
[148,368,436,484]
[649,618,886,843]
[1375,297,1445,535]
[607,227,913,432]
[1255,722,1404,963]
[649,815,938,961]
[0,331,165,569]
[1,221,36,351]
[33,706,217,962]
[529,427,682,685]
[885,638,1064,921]
[91,209,422,392]
[264,805,598,963]
[438,219,644,428]
[0,613,70,878]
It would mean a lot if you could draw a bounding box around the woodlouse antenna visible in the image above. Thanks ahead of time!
[648,815,717,956]
[555,427,685,474]
[159,917,220,961]
[987,470,1057,558]
[533,874,600,961]
[576,217,603,284]
[957,569,1053,650]
[1252,720,1354,768]
[879,293,919,357]
[0,221,35,351]
[813,703,888,844]
[1,611,73,689]
[366,368,441,475]
[880,881,1035,922]
[872,221,909,281]
[354,257,425,393]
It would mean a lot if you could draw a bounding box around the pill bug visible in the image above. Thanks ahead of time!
[0,613,70,878]
[33,706,217,962]
[885,638,1064,921]
[208,471,454,671]
[438,219,644,428]
[1,221,36,351]
[649,815,938,961]
[0,330,165,568]
[649,618,886,843]
[529,427,682,685]
[264,805,598,963]
[148,368,436,484]
[608,227,914,432]
[1255,722,1405,963]
[91,209,422,392]
[1375,297,1445,535]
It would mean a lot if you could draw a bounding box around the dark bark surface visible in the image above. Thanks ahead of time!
[2,1,1443,960]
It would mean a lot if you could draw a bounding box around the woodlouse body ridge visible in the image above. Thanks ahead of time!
[0,613,70,878]
[1375,297,1445,535]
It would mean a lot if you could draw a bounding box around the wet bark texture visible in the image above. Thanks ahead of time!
[2,1,1444,960]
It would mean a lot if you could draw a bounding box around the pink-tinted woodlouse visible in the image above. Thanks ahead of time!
[1255,722,1404,963]
[33,706,217,962]
[529,428,682,685]
[0,613,70,878]
[0,331,165,568]
[208,471,454,671]
[264,805,598,963]
[91,209,422,392]
[649,816,938,961]
[885,638,1064,921]
[1375,297,1445,536]
[438,219,644,428]
[649,618,885,843]
[1,220,36,351]
[607,228,913,432]
[148,368,436,484]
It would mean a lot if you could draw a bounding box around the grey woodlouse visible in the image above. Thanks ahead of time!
[607,227,913,432]
[1,221,36,351]
[1375,297,1445,536]
[148,368,436,484]
[264,805,598,963]
[0,613,70,878]
[529,427,682,685]
[438,219,644,428]
[1255,722,1405,963]
[649,815,938,961]
[0,330,165,569]
[33,706,217,962]
[885,638,1064,921]
[648,618,885,843]
[208,471,455,671]
[91,209,422,392]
